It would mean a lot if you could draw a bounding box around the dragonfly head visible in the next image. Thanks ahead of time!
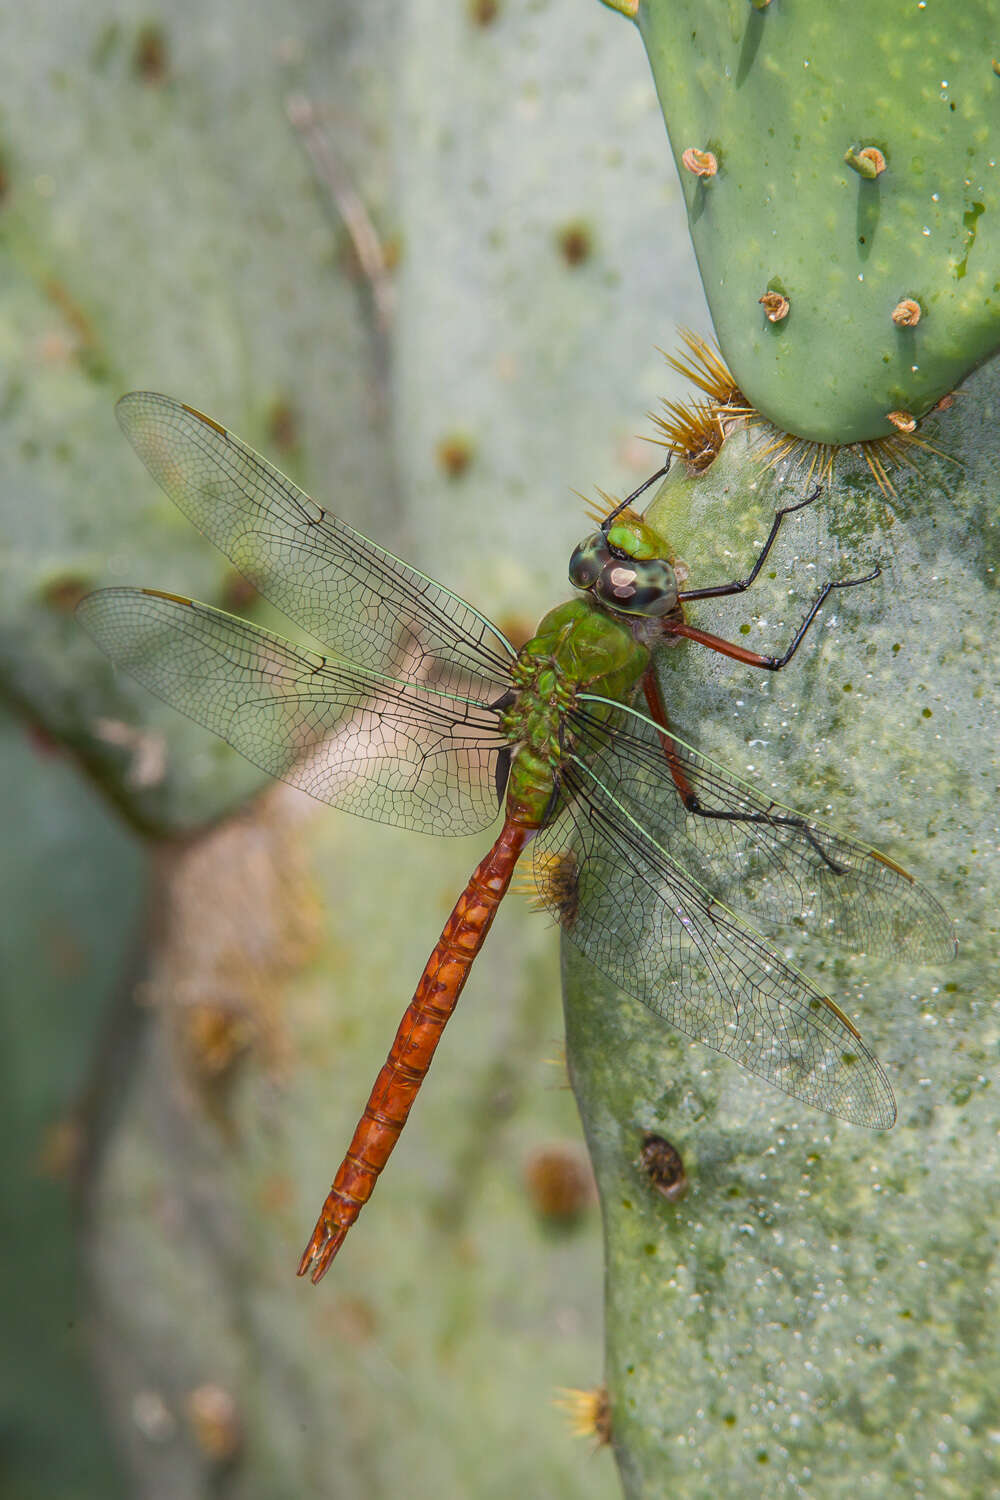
[569,515,679,618]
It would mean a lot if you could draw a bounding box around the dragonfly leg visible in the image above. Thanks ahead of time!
[640,670,700,808]
[601,456,672,531]
[676,485,822,604]
[661,564,881,672]
[297,815,533,1283]
[640,666,848,874]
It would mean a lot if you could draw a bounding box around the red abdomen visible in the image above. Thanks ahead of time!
[298,816,533,1282]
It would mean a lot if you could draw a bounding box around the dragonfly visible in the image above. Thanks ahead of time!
[78,393,955,1283]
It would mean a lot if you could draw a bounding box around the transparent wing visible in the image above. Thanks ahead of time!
[79,588,511,836]
[532,753,897,1129]
[574,698,955,963]
[115,392,515,699]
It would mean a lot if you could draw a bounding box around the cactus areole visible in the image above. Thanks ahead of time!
[605,0,1000,443]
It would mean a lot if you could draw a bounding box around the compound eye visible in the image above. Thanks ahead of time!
[568,533,612,592]
[594,557,679,616]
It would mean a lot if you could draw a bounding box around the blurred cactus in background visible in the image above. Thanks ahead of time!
[0,2,703,1497]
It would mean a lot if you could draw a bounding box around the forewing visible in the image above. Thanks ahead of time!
[532,757,896,1128]
[115,392,515,699]
[79,588,510,836]
[572,701,955,963]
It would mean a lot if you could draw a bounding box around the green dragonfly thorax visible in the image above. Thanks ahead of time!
[502,597,648,825]
[568,516,679,619]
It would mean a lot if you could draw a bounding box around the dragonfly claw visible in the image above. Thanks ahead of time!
[297,1222,349,1283]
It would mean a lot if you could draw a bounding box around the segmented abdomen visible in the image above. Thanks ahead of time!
[298,815,533,1282]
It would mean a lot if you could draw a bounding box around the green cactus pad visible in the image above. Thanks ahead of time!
[611,0,1000,442]
[563,375,998,1496]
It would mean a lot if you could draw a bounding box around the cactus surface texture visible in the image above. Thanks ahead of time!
[565,361,998,1496]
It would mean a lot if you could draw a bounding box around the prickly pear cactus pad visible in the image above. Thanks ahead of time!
[563,359,1000,1496]
[603,0,1000,443]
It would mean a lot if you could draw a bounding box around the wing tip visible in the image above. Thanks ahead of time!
[115,388,167,421]
[869,1086,898,1130]
[116,391,226,438]
[827,1077,896,1131]
[75,586,116,630]
[912,907,959,965]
